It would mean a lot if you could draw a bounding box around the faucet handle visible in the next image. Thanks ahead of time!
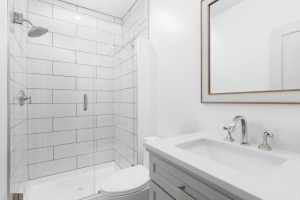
[223,126,234,142]
[259,131,273,151]
[223,126,229,131]
[263,131,273,138]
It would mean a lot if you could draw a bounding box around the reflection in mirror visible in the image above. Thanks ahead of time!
[210,0,300,94]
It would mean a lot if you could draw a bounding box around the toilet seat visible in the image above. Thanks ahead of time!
[100,165,150,197]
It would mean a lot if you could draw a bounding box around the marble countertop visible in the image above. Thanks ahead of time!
[145,132,300,200]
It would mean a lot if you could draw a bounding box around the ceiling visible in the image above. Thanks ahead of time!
[61,0,137,18]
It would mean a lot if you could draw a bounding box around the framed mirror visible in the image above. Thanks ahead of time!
[201,0,300,103]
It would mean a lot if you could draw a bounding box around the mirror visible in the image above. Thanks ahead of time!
[201,0,300,103]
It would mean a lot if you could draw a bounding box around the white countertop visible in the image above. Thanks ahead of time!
[145,132,300,200]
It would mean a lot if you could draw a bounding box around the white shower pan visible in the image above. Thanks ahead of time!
[24,162,120,200]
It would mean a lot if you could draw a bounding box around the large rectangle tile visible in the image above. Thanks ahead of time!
[54,143,77,159]
[97,67,113,79]
[53,62,95,78]
[77,78,94,90]
[95,127,114,139]
[76,52,112,67]
[95,30,114,44]
[97,91,114,103]
[96,138,113,152]
[95,150,113,164]
[28,74,76,90]
[77,153,94,168]
[53,6,96,28]
[28,32,53,46]
[28,0,52,17]
[27,59,52,75]
[97,19,122,35]
[77,141,94,155]
[97,115,114,127]
[77,128,94,142]
[28,104,76,118]
[28,157,76,179]
[28,118,52,134]
[27,44,75,63]
[28,147,53,164]
[53,116,94,131]
[77,25,96,41]
[28,130,76,149]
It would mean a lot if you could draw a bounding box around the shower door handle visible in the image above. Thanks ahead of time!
[83,94,88,111]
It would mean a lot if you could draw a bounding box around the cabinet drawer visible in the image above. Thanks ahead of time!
[150,181,174,200]
[150,155,233,200]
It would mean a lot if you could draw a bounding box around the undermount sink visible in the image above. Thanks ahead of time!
[176,139,286,177]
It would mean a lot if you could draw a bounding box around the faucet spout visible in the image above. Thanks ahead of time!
[223,116,249,145]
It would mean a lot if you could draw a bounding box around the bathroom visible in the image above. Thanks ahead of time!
[1,0,300,200]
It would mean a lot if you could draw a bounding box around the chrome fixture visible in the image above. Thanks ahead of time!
[12,12,48,37]
[259,131,274,151]
[18,90,31,106]
[223,115,249,145]
[83,94,88,111]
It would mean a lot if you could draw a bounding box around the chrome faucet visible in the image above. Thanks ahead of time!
[223,116,249,145]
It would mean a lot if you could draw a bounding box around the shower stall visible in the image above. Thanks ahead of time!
[8,0,149,199]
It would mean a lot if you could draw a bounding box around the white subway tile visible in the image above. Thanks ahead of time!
[95,127,114,140]
[28,104,76,118]
[28,147,53,164]
[76,39,96,53]
[95,79,113,91]
[28,118,52,134]
[77,103,95,116]
[97,19,122,35]
[97,115,114,127]
[28,74,76,90]
[28,0,53,17]
[27,59,52,75]
[95,30,114,44]
[27,44,75,63]
[28,157,76,179]
[10,120,27,136]
[77,141,94,155]
[77,26,96,41]
[96,103,114,115]
[28,89,52,104]
[76,52,112,67]
[77,128,94,142]
[77,154,94,168]
[53,34,76,50]
[53,62,95,78]
[78,7,114,22]
[53,116,94,131]
[97,91,114,103]
[95,150,113,164]
[77,78,94,90]
[54,143,77,159]
[53,6,96,28]
[97,43,120,56]
[28,130,76,149]
[96,138,113,152]
[97,67,113,79]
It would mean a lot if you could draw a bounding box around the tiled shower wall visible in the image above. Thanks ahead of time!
[26,0,122,179]
[113,0,149,168]
[9,0,29,193]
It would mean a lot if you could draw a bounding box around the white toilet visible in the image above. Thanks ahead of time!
[99,137,159,200]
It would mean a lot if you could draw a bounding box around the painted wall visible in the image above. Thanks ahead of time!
[0,0,8,199]
[148,0,300,154]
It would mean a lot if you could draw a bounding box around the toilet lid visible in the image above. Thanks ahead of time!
[101,165,150,196]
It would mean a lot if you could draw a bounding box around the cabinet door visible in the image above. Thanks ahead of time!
[150,181,174,200]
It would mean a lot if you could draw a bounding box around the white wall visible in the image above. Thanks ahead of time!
[0,0,8,199]
[148,0,300,154]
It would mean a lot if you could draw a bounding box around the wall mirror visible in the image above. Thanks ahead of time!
[201,0,300,103]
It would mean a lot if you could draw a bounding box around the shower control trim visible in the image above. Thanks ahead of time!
[18,90,31,106]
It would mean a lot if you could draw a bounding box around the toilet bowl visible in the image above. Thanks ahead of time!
[100,137,159,200]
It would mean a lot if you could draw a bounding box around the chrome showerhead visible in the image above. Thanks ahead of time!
[13,12,48,38]
[28,26,48,38]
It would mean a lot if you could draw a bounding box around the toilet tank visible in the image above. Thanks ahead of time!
[143,137,160,169]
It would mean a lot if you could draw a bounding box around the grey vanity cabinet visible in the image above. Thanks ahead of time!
[149,154,237,200]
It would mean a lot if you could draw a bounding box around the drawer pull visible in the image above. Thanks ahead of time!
[177,185,197,200]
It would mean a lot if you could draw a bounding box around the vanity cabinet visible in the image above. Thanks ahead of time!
[149,154,242,200]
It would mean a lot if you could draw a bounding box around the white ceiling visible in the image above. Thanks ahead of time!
[62,0,137,18]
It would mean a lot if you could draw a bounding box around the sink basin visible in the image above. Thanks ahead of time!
[176,139,286,177]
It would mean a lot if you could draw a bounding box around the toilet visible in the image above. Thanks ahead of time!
[100,137,159,200]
